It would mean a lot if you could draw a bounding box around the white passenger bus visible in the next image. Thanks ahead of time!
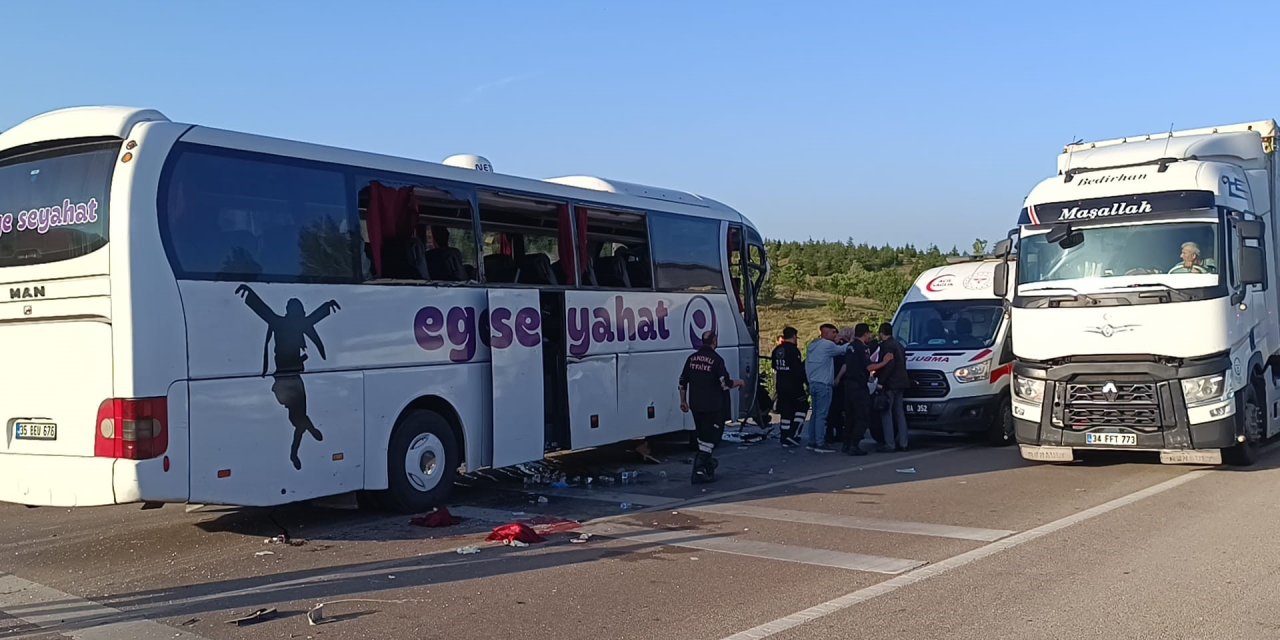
[0,106,768,512]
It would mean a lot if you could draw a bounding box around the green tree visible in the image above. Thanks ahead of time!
[972,238,988,256]
[770,263,807,305]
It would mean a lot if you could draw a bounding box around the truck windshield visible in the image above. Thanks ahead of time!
[895,300,1003,350]
[0,140,118,267]
[1018,219,1220,288]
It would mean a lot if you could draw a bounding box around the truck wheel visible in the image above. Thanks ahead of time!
[378,409,459,513]
[986,397,1015,447]
[1224,385,1262,467]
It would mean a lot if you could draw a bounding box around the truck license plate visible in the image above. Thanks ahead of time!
[15,422,57,440]
[1085,432,1136,446]
[905,403,931,415]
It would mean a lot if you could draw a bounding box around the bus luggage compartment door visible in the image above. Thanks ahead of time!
[487,289,547,468]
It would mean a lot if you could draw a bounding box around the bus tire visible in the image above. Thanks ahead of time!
[1224,384,1263,467]
[380,409,459,513]
[986,396,1015,447]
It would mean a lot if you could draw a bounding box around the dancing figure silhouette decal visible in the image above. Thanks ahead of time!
[235,285,341,470]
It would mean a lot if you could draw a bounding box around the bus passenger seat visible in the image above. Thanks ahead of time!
[518,253,557,285]
[484,254,518,283]
[380,236,431,280]
[595,256,631,288]
[425,247,467,281]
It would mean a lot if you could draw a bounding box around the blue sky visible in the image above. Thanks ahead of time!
[3,1,1277,249]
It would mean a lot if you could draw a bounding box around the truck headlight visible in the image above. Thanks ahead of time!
[1181,373,1229,407]
[954,359,991,384]
[1013,375,1045,403]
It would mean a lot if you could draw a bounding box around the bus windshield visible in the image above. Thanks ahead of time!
[0,140,118,267]
[895,300,1004,350]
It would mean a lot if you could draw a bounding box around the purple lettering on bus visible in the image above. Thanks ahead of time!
[490,307,515,349]
[446,306,477,363]
[413,306,446,351]
[516,308,541,347]
[564,297,675,357]
[414,304,543,361]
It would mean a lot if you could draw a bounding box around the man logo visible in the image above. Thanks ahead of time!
[1102,382,1119,403]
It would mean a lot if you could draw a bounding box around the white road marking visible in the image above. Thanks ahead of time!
[593,523,924,574]
[718,469,1210,640]
[688,503,1014,542]
[0,573,209,640]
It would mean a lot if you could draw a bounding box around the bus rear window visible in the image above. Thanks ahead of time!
[0,141,118,267]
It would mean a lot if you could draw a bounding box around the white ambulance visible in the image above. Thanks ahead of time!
[889,257,1016,445]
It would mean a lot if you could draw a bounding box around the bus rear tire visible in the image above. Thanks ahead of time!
[377,409,459,513]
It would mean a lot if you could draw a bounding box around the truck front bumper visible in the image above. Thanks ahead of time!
[1012,355,1237,464]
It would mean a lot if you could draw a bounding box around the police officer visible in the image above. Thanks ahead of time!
[679,330,745,483]
[771,326,808,448]
[835,323,874,456]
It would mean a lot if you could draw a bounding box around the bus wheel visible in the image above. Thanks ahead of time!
[1224,385,1263,467]
[986,397,1015,447]
[382,410,459,513]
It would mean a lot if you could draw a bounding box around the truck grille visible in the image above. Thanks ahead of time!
[1064,382,1161,431]
[1066,382,1157,404]
[906,370,949,398]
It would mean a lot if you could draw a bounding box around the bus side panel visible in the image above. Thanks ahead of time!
[617,350,690,436]
[567,356,620,450]
[188,372,364,506]
[362,363,490,489]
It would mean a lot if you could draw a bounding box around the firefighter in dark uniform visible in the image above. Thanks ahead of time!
[771,326,808,448]
[679,330,745,483]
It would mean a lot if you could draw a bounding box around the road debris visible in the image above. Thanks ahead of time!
[896,467,918,474]
[307,599,417,626]
[226,607,277,626]
[409,507,462,528]
[253,551,275,557]
[570,533,593,544]
[486,523,546,545]
[455,545,481,555]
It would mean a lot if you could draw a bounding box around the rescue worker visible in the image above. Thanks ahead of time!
[679,330,745,483]
[771,326,808,448]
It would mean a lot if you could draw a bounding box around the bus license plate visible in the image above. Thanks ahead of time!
[905,403,931,415]
[1085,432,1136,446]
[15,422,57,441]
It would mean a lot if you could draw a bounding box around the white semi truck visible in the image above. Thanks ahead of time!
[994,121,1279,466]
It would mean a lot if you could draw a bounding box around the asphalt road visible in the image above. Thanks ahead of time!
[0,431,1276,640]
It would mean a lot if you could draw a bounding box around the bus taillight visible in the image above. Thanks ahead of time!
[95,398,168,460]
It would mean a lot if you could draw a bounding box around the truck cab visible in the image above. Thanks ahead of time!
[997,121,1279,466]
[893,258,1016,445]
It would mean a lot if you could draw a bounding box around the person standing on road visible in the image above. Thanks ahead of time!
[771,326,808,448]
[679,330,746,483]
[869,322,911,451]
[826,327,854,447]
[804,323,844,453]
[835,323,875,456]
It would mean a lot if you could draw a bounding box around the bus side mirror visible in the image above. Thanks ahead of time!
[993,262,1009,298]
[1241,246,1267,288]
[1237,219,1265,241]
[993,238,1012,256]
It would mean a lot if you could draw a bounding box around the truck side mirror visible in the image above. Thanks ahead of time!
[993,262,1009,298]
[1241,246,1267,288]
[993,239,1012,256]
[1237,219,1265,241]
